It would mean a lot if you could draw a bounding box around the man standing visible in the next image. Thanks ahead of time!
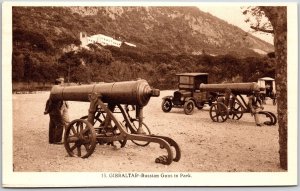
[44,78,69,144]
[248,91,264,126]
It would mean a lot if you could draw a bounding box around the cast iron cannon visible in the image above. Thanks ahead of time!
[199,82,277,125]
[50,79,181,165]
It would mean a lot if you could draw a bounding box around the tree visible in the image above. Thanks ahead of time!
[58,51,82,82]
[243,7,287,170]
[12,52,25,81]
[13,29,54,52]
[23,54,34,83]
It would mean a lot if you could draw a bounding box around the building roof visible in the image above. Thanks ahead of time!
[258,77,275,81]
[124,42,136,47]
[176,72,208,76]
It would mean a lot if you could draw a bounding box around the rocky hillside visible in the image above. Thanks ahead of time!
[12,6,276,87]
[13,6,273,57]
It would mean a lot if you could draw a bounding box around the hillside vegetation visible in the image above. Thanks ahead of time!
[12,6,275,89]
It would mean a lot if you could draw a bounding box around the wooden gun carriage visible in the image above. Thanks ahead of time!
[50,79,181,165]
[200,82,277,125]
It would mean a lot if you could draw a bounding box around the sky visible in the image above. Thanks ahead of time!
[197,6,274,45]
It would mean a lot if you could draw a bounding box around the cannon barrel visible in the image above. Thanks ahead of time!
[199,82,261,94]
[50,80,160,107]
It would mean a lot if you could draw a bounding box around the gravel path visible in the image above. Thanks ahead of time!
[12,90,284,172]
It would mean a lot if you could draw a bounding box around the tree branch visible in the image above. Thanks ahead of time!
[250,26,274,33]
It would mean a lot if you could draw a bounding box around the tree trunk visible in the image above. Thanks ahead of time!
[261,7,287,170]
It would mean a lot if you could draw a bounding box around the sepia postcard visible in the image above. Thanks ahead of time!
[2,1,298,187]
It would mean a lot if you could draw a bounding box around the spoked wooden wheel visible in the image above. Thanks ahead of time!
[161,99,172,112]
[107,123,128,148]
[80,110,106,128]
[229,101,244,120]
[209,102,229,122]
[184,100,195,115]
[64,119,96,158]
[125,120,151,147]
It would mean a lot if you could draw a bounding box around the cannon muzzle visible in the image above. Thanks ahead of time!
[50,79,160,107]
[150,88,160,97]
[199,82,261,94]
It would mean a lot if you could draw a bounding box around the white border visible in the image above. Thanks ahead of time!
[2,1,298,187]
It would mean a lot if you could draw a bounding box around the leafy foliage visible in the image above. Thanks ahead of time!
[12,6,275,89]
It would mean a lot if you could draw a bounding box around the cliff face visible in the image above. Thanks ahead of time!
[13,6,273,57]
[69,6,273,56]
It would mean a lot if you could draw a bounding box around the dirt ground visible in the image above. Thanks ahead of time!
[12,90,284,172]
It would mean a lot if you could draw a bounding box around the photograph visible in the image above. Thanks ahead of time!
[2,1,298,187]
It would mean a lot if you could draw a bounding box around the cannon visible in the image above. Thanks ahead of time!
[50,79,181,165]
[199,82,277,125]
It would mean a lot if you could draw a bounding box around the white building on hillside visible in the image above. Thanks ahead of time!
[124,42,137,47]
[80,32,132,48]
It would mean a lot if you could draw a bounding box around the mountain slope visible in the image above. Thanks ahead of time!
[13,6,273,57]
